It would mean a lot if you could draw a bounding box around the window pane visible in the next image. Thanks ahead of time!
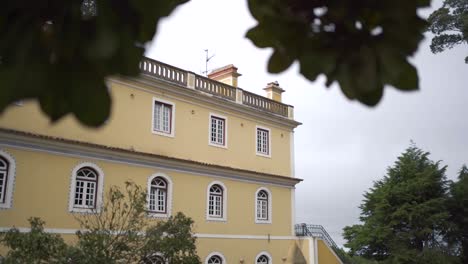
[208,256,222,264]
[0,171,6,203]
[257,255,269,264]
[210,117,225,145]
[154,102,172,134]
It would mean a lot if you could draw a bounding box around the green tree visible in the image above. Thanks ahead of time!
[142,212,201,264]
[343,145,453,263]
[1,1,432,126]
[427,0,468,63]
[0,182,201,264]
[446,165,468,263]
[72,181,148,263]
[0,217,70,263]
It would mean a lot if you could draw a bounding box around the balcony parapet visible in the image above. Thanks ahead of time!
[139,57,293,119]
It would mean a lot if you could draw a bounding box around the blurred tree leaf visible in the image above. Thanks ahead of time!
[0,0,188,127]
[427,0,468,63]
[246,0,430,106]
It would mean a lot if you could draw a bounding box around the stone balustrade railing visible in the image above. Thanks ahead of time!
[140,57,187,86]
[194,75,236,101]
[242,90,289,117]
[139,57,293,119]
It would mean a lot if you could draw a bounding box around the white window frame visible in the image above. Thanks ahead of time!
[68,162,104,214]
[255,252,273,264]
[205,252,226,264]
[208,113,228,148]
[147,173,173,218]
[152,97,175,137]
[0,149,16,210]
[255,126,271,158]
[255,187,272,224]
[206,181,227,221]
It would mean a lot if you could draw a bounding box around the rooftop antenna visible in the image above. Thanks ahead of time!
[202,49,215,76]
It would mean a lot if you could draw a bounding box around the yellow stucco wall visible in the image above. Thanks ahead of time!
[318,240,342,264]
[0,78,294,176]
[0,147,292,236]
[0,236,298,263]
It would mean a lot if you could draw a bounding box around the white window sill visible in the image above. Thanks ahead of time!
[152,130,175,138]
[209,142,228,149]
[256,152,271,158]
[206,216,227,222]
[69,207,101,214]
[255,219,272,224]
[0,203,12,209]
[147,212,170,219]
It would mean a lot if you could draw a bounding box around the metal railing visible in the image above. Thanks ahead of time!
[137,57,292,118]
[295,223,338,249]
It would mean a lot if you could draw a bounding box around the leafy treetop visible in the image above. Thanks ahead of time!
[427,0,468,63]
[343,145,452,263]
[1,1,435,127]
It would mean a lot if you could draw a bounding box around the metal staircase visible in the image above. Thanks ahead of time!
[295,223,339,249]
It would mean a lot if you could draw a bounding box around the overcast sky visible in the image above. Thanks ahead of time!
[146,0,468,247]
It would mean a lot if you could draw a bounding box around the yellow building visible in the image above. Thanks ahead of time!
[0,57,342,264]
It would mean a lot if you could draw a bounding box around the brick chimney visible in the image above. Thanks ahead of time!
[263,81,285,102]
[208,64,242,87]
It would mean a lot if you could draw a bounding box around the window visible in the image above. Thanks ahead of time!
[205,253,226,264]
[257,190,268,220]
[147,173,172,218]
[143,254,165,264]
[255,188,272,224]
[0,150,16,209]
[209,185,223,217]
[152,98,175,137]
[74,167,98,208]
[69,162,104,213]
[256,253,271,264]
[149,177,167,213]
[209,115,226,147]
[206,181,227,221]
[207,256,222,264]
[0,157,9,204]
[256,126,271,157]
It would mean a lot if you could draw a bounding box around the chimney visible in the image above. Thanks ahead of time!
[263,81,285,102]
[208,64,242,87]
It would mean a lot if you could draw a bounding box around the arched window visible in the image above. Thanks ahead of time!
[257,190,268,220]
[147,173,172,218]
[205,253,226,264]
[0,156,9,204]
[69,162,104,213]
[208,184,223,218]
[0,150,16,209]
[207,255,222,264]
[149,177,167,213]
[255,188,272,223]
[256,254,270,264]
[74,167,98,208]
[143,254,165,264]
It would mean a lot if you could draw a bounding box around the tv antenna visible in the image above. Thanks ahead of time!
[202,49,215,76]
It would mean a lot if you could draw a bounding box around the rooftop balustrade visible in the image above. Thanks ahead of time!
[139,57,293,119]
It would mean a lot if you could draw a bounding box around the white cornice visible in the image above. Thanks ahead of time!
[0,129,302,188]
[0,226,297,240]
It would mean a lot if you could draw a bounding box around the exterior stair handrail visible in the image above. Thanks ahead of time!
[295,223,339,249]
